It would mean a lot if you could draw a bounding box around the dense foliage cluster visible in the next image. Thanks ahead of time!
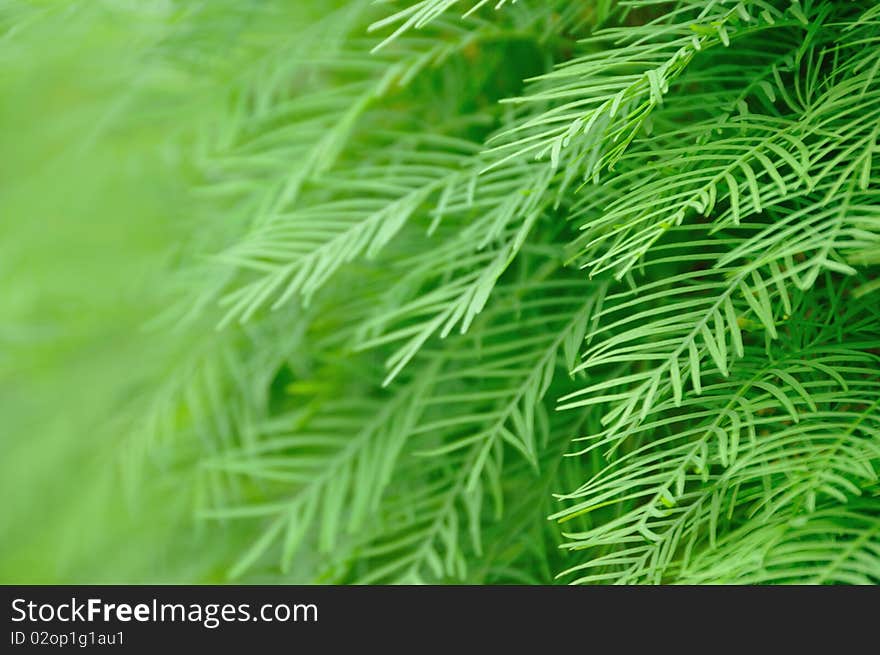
[6,0,880,584]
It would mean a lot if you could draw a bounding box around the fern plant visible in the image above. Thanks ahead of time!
[6,0,879,584]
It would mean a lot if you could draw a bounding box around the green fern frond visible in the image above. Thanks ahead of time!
[7,0,879,585]
[175,0,880,585]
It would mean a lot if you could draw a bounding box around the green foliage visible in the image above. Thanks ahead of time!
[4,0,879,584]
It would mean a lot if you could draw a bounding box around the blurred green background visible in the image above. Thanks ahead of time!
[0,2,227,582]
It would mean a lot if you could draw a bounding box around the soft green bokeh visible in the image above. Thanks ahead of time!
[0,0,329,584]
[0,3,217,583]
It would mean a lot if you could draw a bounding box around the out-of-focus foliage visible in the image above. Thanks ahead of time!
[2,0,878,584]
[0,1,240,582]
